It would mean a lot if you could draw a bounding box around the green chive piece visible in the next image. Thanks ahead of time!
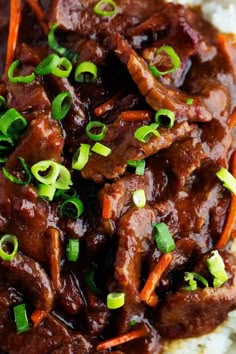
[207,250,228,287]
[8,60,35,84]
[52,91,72,120]
[216,167,236,195]
[93,0,118,17]
[13,303,29,334]
[66,239,80,262]
[0,108,28,139]
[91,142,111,156]
[2,157,32,185]
[85,121,107,141]
[149,45,181,77]
[0,234,18,261]
[132,189,146,208]
[75,61,98,83]
[60,197,84,219]
[72,143,91,170]
[134,123,160,143]
[153,222,175,253]
[184,272,209,291]
[154,109,175,128]
[107,292,125,310]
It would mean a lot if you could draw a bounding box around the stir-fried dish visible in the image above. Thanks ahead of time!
[0,0,236,353]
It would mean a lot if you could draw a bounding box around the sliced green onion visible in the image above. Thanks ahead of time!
[48,23,78,63]
[216,168,236,195]
[85,271,102,296]
[60,197,84,219]
[134,123,160,143]
[74,61,98,83]
[0,108,28,139]
[207,250,228,287]
[129,319,137,326]
[127,159,146,176]
[184,272,209,291]
[0,234,18,261]
[154,109,175,128]
[93,0,118,17]
[8,60,35,84]
[52,92,72,120]
[35,54,61,75]
[132,189,146,208]
[91,142,111,157]
[52,56,72,78]
[149,45,181,77]
[66,239,79,262]
[72,143,91,170]
[85,121,107,141]
[2,157,32,185]
[186,98,193,105]
[38,183,56,201]
[54,187,77,200]
[0,96,6,111]
[31,160,72,190]
[13,303,29,334]
[153,222,175,253]
[0,135,14,151]
[107,292,125,310]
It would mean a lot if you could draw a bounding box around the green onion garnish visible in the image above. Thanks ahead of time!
[52,57,73,78]
[107,292,125,310]
[153,222,175,253]
[72,143,91,170]
[93,0,118,17]
[8,60,35,84]
[48,23,78,63]
[52,91,72,121]
[85,271,102,296]
[38,183,56,201]
[35,54,72,78]
[0,234,18,261]
[0,96,6,111]
[66,239,79,262]
[134,123,160,143]
[149,45,181,77]
[2,157,32,185]
[13,303,29,334]
[184,272,209,291]
[186,98,193,105]
[74,61,98,83]
[0,135,14,151]
[127,159,146,176]
[0,108,28,139]
[132,189,146,208]
[60,197,84,219]
[31,160,72,190]
[54,187,77,200]
[216,168,236,195]
[207,250,228,287]
[154,109,175,128]
[85,121,107,141]
[91,142,111,156]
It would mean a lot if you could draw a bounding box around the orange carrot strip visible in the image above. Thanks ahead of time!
[96,325,149,351]
[94,91,123,117]
[102,194,112,219]
[119,110,153,121]
[5,0,22,70]
[229,108,236,129]
[49,227,61,291]
[216,151,236,249]
[146,292,159,307]
[140,253,173,305]
[25,0,48,34]
[31,309,47,327]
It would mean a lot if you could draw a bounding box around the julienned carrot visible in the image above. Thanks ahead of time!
[49,227,61,291]
[119,110,153,121]
[216,151,236,249]
[25,0,48,34]
[102,194,112,219]
[140,253,173,305]
[5,0,22,70]
[229,108,236,129]
[96,325,149,351]
[94,91,123,117]
[31,309,47,327]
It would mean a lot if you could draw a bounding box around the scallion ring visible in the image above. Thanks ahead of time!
[184,272,209,291]
[0,108,28,139]
[0,234,18,261]
[72,144,91,170]
[154,109,175,128]
[0,96,6,111]
[127,159,146,176]
[66,238,79,262]
[13,303,29,334]
[93,0,118,17]
[35,53,61,75]
[38,184,56,201]
[52,92,72,120]
[8,60,35,84]
[0,135,14,151]
[107,292,125,310]
[75,61,98,83]
[85,271,102,296]
[134,123,160,143]
[2,157,32,185]
[52,57,73,78]
[132,189,146,208]
[153,222,175,253]
[216,167,236,195]
[207,250,228,287]
[85,121,107,141]
[91,142,111,156]
[186,98,193,105]
[54,187,77,200]
[149,45,181,77]
[60,197,84,219]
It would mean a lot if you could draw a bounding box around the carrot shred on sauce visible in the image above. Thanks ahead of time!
[31,309,47,327]
[94,91,124,117]
[49,227,61,291]
[119,110,153,121]
[140,252,173,305]
[25,0,49,34]
[229,108,236,129]
[102,194,112,219]
[96,325,149,351]
[216,151,236,250]
[5,0,22,71]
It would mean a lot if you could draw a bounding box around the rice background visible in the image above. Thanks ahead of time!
[163,1,236,353]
